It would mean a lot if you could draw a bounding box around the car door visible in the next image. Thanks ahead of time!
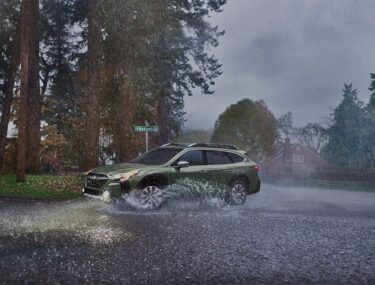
[204,150,244,188]
[169,150,207,185]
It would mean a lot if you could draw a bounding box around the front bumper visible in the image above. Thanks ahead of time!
[82,180,132,202]
[83,187,102,196]
[83,192,103,200]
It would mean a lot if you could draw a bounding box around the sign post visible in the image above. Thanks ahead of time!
[145,129,148,152]
[134,122,159,153]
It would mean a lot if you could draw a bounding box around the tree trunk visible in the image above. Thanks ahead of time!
[0,21,21,171]
[114,80,135,162]
[26,0,41,174]
[16,0,40,181]
[82,0,100,171]
[157,92,170,145]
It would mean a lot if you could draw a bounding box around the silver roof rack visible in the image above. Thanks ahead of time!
[162,142,239,150]
[188,143,239,150]
[161,143,190,147]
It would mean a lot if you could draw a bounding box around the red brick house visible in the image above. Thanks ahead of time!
[263,139,330,178]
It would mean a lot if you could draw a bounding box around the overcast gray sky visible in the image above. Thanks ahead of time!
[184,0,375,129]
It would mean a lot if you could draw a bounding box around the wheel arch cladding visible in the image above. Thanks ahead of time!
[229,175,250,190]
[137,174,168,189]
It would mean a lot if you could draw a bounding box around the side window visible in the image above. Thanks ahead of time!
[224,152,245,164]
[174,150,204,166]
[206,151,226,165]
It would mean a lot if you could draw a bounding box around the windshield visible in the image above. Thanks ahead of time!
[131,148,183,165]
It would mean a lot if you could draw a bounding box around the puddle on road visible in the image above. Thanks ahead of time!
[0,195,236,244]
[0,199,131,245]
[0,180,243,243]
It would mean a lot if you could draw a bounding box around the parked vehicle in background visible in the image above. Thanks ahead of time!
[83,143,261,209]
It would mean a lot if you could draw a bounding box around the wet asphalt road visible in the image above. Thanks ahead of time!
[0,184,375,284]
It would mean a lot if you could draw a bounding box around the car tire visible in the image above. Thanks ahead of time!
[139,185,165,209]
[225,179,247,206]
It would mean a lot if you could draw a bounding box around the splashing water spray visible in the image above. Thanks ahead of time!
[120,178,228,210]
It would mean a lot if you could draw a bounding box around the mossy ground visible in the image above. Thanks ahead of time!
[0,174,84,199]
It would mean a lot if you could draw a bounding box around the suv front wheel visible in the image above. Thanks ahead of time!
[225,179,247,205]
[139,185,165,209]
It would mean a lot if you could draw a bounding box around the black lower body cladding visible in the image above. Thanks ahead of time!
[120,180,131,193]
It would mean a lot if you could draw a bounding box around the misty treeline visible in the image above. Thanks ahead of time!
[186,80,375,173]
[0,0,226,180]
[276,112,327,154]
[203,99,326,163]
[277,82,375,171]
[323,83,375,171]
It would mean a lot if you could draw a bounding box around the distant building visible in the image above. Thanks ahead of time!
[263,138,330,178]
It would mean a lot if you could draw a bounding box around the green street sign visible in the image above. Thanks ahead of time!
[134,125,159,132]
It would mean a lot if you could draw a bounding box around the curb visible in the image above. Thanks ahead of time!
[0,195,84,202]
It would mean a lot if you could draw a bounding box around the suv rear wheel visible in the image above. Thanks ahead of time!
[225,179,247,205]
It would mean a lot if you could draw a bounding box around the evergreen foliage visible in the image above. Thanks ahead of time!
[0,0,227,172]
[323,84,368,169]
[0,0,19,108]
[367,74,375,169]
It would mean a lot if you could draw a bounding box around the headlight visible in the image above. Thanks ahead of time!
[114,170,139,182]
[82,169,94,176]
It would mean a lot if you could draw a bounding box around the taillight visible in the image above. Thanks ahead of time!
[253,164,259,172]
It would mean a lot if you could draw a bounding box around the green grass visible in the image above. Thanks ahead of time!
[0,174,84,199]
[269,178,375,193]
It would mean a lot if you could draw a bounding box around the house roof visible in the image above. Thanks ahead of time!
[265,142,322,166]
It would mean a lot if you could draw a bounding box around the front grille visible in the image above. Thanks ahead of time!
[86,173,108,190]
[84,188,102,196]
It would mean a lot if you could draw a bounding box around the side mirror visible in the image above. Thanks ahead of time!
[176,161,190,168]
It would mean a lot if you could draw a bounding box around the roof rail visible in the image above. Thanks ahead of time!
[162,142,240,150]
[188,143,239,150]
[161,143,190,147]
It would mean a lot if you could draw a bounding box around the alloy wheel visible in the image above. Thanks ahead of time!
[139,186,164,209]
[228,183,247,205]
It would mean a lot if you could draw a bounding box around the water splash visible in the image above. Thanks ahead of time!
[119,192,154,211]
[117,178,229,211]
[164,178,227,198]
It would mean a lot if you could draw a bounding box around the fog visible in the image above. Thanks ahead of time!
[185,0,375,128]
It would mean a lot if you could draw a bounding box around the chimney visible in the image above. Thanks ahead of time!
[285,138,290,147]
[283,138,292,162]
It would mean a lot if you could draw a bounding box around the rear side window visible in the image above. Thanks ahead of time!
[224,152,244,163]
[206,151,244,165]
[206,151,225,165]
[174,150,204,166]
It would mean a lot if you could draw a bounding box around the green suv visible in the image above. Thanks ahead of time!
[83,143,261,208]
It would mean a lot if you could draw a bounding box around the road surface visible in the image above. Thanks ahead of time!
[0,184,375,284]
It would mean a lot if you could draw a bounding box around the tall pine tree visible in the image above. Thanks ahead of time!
[366,73,375,169]
[17,0,40,181]
[81,0,100,171]
[0,0,20,170]
[323,84,368,169]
